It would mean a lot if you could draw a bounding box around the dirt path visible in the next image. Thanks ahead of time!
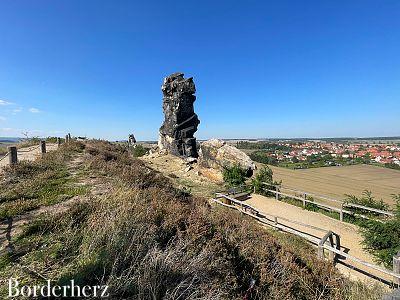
[0,143,59,171]
[245,194,392,285]
[0,152,111,254]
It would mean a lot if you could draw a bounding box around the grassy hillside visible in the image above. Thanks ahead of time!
[0,141,384,299]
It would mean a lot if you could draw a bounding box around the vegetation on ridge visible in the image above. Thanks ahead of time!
[0,141,385,299]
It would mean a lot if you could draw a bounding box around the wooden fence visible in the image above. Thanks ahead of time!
[261,182,394,221]
[0,135,67,166]
[213,193,400,286]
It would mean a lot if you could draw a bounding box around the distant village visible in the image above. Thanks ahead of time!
[236,140,400,169]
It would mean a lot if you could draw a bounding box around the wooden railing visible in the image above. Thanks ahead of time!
[213,193,400,286]
[261,182,394,221]
[0,137,66,166]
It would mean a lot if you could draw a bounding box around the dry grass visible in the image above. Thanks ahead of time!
[0,141,386,299]
[0,146,7,156]
[0,141,87,219]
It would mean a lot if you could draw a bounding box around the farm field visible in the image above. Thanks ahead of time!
[265,164,400,206]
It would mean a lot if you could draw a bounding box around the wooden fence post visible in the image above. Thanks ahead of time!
[68,133,71,141]
[40,140,46,154]
[303,193,307,207]
[318,231,332,260]
[339,203,344,222]
[274,216,279,230]
[394,252,400,285]
[8,146,17,165]
[57,137,61,146]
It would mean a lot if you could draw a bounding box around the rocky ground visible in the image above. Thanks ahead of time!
[141,151,223,198]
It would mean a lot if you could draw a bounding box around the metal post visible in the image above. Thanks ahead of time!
[40,140,46,154]
[275,187,279,200]
[394,252,400,285]
[8,146,17,165]
[303,193,306,207]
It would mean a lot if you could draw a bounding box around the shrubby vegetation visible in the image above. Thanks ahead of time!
[356,194,400,268]
[345,190,389,213]
[0,141,382,299]
[131,144,149,157]
[385,162,400,170]
[249,151,278,166]
[222,164,247,187]
[251,166,281,196]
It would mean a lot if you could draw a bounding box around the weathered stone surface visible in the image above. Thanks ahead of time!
[158,72,200,157]
[128,134,136,146]
[198,139,256,177]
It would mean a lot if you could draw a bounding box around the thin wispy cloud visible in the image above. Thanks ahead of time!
[0,127,14,132]
[0,116,6,121]
[29,107,41,113]
[0,99,13,106]
[12,108,22,114]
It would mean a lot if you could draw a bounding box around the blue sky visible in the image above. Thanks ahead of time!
[0,1,399,140]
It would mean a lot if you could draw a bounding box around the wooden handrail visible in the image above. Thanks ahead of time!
[212,193,400,284]
[261,182,394,217]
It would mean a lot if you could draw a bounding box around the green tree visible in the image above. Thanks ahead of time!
[251,166,281,195]
[222,164,247,187]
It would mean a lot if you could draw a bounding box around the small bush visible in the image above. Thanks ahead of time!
[345,190,389,213]
[358,194,400,268]
[252,166,275,193]
[222,164,247,187]
[131,144,148,157]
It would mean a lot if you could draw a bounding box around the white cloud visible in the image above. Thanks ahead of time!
[0,99,13,106]
[12,108,22,114]
[29,108,41,113]
[0,116,6,121]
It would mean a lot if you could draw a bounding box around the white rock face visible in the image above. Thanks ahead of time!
[198,139,256,176]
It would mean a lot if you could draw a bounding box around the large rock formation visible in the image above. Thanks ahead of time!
[158,72,200,157]
[198,139,256,177]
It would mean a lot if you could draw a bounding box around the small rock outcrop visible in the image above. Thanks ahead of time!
[128,134,136,146]
[158,72,200,158]
[198,139,256,177]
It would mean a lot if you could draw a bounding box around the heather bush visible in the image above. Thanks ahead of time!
[0,141,385,299]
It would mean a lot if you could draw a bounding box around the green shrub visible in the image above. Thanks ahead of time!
[222,164,247,187]
[344,190,389,218]
[131,144,148,157]
[358,194,400,268]
[251,166,281,197]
